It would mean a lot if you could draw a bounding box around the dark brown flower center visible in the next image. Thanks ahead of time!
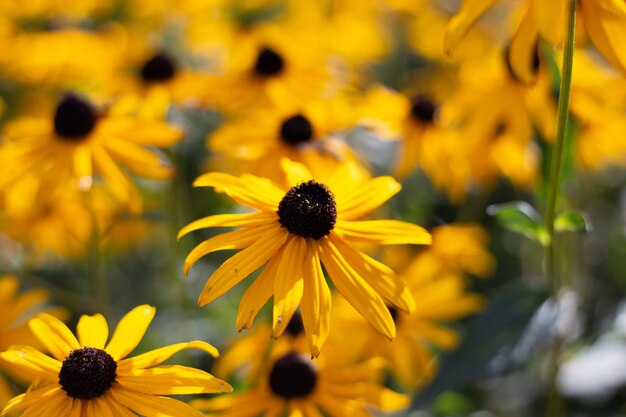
[277,180,337,240]
[140,53,177,83]
[280,114,313,145]
[410,94,437,124]
[269,352,317,399]
[59,347,117,400]
[254,47,284,77]
[54,94,98,140]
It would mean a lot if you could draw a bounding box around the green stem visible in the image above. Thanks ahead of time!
[544,0,576,289]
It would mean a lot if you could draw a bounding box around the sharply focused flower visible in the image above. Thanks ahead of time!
[179,159,431,356]
[208,98,364,184]
[0,92,183,213]
[0,305,232,417]
[192,335,408,417]
[445,0,626,83]
[0,275,66,407]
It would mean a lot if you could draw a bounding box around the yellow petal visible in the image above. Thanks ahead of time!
[77,313,109,349]
[28,314,80,362]
[118,341,219,371]
[178,212,277,239]
[72,145,93,191]
[583,0,626,75]
[1,385,62,415]
[335,220,431,245]
[105,138,173,180]
[236,254,281,331]
[117,366,232,395]
[105,305,156,361]
[92,144,142,214]
[110,386,206,417]
[318,239,395,339]
[272,236,306,337]
[280,158,312,185]
[508,5,540,85]
[445,0,499,56]
[300,244,331,357]
[193,172,282,211]
[0,346,60,382]
[197,226,288,307]
[336,177,400,220]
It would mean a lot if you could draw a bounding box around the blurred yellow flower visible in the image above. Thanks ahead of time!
[179,159,430,356]
[0,305,232,417]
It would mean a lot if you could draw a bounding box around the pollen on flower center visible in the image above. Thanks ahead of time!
[280,114,314,145]
[141,52,177,83]
[59,347,117,400]
[277,180,337,240]
[54,94,98,140]
[410,94,437,124]
[269,352,317,399]
[254,47,285,77]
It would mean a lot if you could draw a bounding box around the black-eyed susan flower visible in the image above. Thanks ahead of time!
[179,159,431,356]
[0,275,66,407]
[0,92,183,213]
[0,305,232,417]
[208,98,364,184]
[192,337,408,417]
[445,0,626,83]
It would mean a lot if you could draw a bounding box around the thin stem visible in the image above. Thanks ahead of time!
[544,0,576,289]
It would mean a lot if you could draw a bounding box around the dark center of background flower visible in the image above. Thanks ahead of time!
[410,94,437,124]
[54,94,98,140]
[254,47,284,77]
[59,347,117,400]
[280,114,314,145]
[284,310,304,337]
[269,352,317,399]
[277,180,337,240]
[140,53,177,83]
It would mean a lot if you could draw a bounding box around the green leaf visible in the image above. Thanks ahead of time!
[487,201,548,244]
[555,210,590,232]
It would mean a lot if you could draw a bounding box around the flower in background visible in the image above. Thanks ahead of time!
[179,159,431,356]
[0,92,183,213]
[192,333,408,417]
[207,98,364,184]
[1,305,232,416]
[0,275,66,407]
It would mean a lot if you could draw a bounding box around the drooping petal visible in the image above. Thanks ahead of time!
[178,212,277,239]
[508,5,541,85]
[197,226,288,307]
[280,158,312,185]
[273,236,306,337]
[300,243,331,358]
[193,172,283,211]
[105,305,156,361]
[335,177,400,220]
[318,239,395,339]
[105,138,174,180]
[335,219,431,245]
[1,385,62,415]
[28,314,80,362]
[77,313,109,349]
[183,224,277,275]
[583,0,626,75]
[110,385,206,417]
[0,346,60,382]
[117,365,232,395]
[328,234,414,313]
[117,341,219,371]
[445,0,499,56]
[92,144,142,214]
[236,253,281,331]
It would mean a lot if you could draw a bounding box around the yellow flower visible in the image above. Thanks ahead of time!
[0,305,232,417]
[208,98,364,184]
[0,93,183,213]
[0,275,66,408]
[445,0,626,83]
[192,336,408,417]
[179,159,431,356]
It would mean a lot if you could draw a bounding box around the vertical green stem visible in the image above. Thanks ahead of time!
[544,0,576,288]
[86,189,109,313]
[544,1,576,416]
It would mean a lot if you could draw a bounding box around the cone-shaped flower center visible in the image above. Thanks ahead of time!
[280,114,313,145]
[277,180,336,240]
[54,94,98,140]
[410,94,437,124]
[269,352,317,399]
[254,47,284,77]
[285,311,304,337]
[59,347,117,400]
[141,53,177,83]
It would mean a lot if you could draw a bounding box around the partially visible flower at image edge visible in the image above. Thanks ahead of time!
[179,158,431,357]
[0,305,232,417]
